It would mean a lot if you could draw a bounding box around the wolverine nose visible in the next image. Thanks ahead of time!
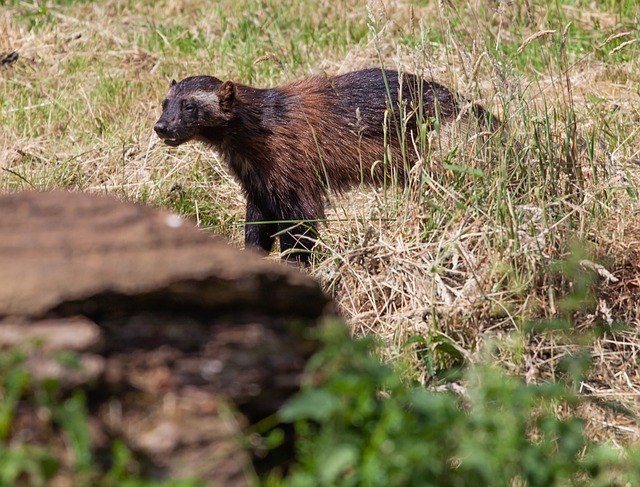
[154,122,168,136]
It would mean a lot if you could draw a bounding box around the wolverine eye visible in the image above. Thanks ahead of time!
[184,103,197,113]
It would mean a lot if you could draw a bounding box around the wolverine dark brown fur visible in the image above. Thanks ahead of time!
[155,68,498,263]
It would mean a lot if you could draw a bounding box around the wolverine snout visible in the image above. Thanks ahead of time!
[154,121,169,137]
[154,120,188,146]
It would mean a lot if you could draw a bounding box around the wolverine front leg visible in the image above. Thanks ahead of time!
[278,220,318,264]
[244,198,277,254]
[276,191,324,264]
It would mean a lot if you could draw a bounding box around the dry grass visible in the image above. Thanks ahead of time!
[2,0,640,445]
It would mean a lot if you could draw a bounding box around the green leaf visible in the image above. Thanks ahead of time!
[280,389,340,423]
[319,444,358,485]
[442,162,484,177]
[0,368,30,440]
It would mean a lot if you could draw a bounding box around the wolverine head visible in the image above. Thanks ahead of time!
[154,76,237,146]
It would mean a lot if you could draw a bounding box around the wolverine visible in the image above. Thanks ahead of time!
[155,68,498,263]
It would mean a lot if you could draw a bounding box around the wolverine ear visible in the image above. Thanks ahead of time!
[170,79,177,88]
[219,80,236,113]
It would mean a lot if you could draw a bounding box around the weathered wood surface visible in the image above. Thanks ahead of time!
[0,190,335,486]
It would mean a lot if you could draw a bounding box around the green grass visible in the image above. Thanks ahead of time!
[266,320,640,487]
[0,349,207,486]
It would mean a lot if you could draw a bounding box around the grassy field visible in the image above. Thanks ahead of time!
[2,0,640,450]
